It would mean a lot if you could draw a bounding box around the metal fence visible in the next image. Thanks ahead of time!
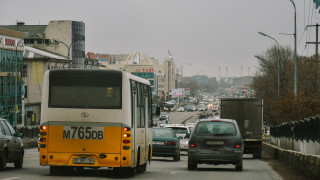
[15,126,39,139]
[270,115,320,143]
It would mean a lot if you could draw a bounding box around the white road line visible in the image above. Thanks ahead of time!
[170,171,177,175]
[0,177,21,180]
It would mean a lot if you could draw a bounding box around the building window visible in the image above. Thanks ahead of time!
[24,86,27,98]
[22,65,28,77]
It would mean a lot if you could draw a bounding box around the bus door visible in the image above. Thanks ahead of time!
[131,80,137,166]
[136,83,146,165]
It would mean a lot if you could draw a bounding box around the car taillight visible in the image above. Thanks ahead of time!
[189,143,196,147]
[235,141,242,148]
[167,141,176,146]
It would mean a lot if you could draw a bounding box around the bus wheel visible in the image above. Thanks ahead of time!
[50,166,74,175]
[124,167,135,177]
[113,167,135,177]
[136,163,146,173]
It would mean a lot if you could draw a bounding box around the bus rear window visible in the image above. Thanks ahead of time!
[49,73,122,109]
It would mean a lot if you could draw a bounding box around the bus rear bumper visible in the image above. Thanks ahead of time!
[40,152,126,168]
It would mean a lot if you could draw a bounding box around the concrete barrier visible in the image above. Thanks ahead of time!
[263,142,320,180]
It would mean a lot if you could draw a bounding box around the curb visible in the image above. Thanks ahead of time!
[262,142,320,180]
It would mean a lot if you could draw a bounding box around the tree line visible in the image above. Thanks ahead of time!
[252,45,320,125]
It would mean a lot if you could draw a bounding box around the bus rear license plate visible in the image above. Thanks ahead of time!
[152,141,164,145]
[207,141,224,145]
[73,158,95,164]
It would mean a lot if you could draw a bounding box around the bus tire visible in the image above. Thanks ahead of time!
[136,163,146,173]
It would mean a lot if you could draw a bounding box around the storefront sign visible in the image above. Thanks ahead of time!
[135,67,154,73]
[5,38,15,46]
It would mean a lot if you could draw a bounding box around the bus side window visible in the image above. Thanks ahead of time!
[131,80,136,128]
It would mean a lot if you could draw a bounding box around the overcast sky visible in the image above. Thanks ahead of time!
[1,0,320,77]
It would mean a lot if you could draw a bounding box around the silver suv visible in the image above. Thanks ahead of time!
[0,118,24,170]
[188,119,243,171]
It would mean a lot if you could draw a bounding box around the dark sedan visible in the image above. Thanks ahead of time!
[152,127,180,161]
[188,119,244,171]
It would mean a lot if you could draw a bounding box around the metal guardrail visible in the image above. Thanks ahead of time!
[270,115,320,143]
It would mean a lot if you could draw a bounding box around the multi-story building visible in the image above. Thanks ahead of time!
[0,27,25,125]
[1,20,86,126]
[163,58,176,100]
[1,20,85,68]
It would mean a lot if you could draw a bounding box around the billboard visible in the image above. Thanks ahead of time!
[184,88,190,96]
[172,89,184,97]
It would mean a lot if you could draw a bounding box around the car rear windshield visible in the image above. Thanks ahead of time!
[153,128,174,138]
[168,127,188,134]
[195,121,236,136]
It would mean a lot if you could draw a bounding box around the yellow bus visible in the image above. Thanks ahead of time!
[39,69,153,176]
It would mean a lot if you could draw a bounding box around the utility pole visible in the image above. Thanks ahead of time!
[306,24,320,58]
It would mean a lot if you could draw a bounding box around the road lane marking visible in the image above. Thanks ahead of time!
[170,171,177,175]
[0,177,21,180]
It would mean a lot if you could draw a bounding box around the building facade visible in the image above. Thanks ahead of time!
[0,27,25,125]
[1,20,85,68]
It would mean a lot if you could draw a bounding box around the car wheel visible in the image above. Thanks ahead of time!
[235,160,243,171]
[173,150,180,161]
[14,152,24,169]
[0,151,7,170]
[188,159,197,170]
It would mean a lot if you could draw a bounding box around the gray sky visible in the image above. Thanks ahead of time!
[1,0,319,77]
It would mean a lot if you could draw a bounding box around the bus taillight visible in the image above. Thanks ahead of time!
[40,138,47,142]
[123,140,130,144]
[123,133,131,138]
[40,125,47,130]
[123,127,131,131]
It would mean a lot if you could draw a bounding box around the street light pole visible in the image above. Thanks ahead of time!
[258,32,281,97]
[56,40,79,60]
[290,0,297,96]
[15,39,24,126]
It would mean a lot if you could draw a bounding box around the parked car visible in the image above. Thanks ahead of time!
[0,118,24,170]
[160,112,169,120]
[152,127,180,161]
[188,119,244,171]
[165,125,191,151]
[177,107,185,112]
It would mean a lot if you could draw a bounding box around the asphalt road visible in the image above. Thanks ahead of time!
[0,111,311,180]
[0,148,282,180]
